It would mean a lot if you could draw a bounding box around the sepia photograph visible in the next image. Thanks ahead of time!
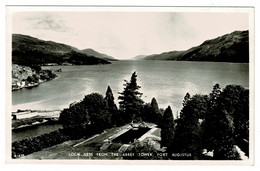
[6,6,254,164]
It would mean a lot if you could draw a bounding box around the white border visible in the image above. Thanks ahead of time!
[1,0,259,170]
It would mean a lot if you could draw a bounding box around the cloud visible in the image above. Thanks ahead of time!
[12,12,75,51]
[24,13,70,32]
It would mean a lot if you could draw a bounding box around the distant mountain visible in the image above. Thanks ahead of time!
[132,55,147,60]
[142,30,249,63]
[81,48,117,61]
[144,51,185,60]
[12,34,111,65]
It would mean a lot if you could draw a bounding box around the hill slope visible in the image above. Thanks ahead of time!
[12,34,111,65]
[133,55,147,60]
[81,48,117,61]
[144,51,184,60]
[142,30,249,63]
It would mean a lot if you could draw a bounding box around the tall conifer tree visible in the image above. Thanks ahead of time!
[151,97,162,125]
[105,85,117,111]
[151,97,159,112]
[203,84,222,151]
[161,106,175,149]
[105,85,120,126]
[118,71,144,123]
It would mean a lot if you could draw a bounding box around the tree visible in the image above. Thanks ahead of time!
[211,85,248,159]
[83,93,112,131]
[209,83,222,110]
[180,94,208,121]
[150,97,163,126]
[203,84,222,151]
[105,85,120,126]
[204,84,247,159]
[179,92,191,119]
[142,103,152,123]
[151,97,159,112]
[118,71,144,123]
[105,85,116,110]
[234,88,249,156]
[171,94,208,159]
[59,93,112,138]
[219,85,249,142]
[142,97,162,125]
[182,93,191,108]
[30,65,42,73]
[161,106,175,150]
[59,102,88,138]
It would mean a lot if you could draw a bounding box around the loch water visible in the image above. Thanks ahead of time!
[12,60,249,115]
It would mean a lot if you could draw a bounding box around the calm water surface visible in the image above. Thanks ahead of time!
[12,60,249,115]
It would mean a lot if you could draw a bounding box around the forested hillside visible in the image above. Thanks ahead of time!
[12,34,112,65]
[142,30,249,63]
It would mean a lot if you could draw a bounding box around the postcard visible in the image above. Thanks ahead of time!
[6,6,254,165]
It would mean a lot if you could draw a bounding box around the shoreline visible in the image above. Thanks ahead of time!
[12,75,59,91]
[12,64,60,91]
[12,109,61,130]
[12,119,49,130]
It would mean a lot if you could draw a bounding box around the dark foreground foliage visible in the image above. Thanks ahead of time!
[12,71,249,160]
[12,129,69,158]
[168,84,249,160]
[59,92,115,139]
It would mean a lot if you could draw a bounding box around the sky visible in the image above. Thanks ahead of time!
[11,10,249,59]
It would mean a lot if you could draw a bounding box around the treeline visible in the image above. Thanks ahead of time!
[59,91,117,139]
[12,129,69,158]
[12,71,249,160]
[115,72,249,160]
[58,71,249,160]
[12,72,148,158]
[12,49,111,66]
[58,72,163,139]
[161,84,249,160]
